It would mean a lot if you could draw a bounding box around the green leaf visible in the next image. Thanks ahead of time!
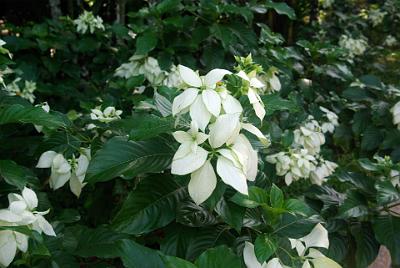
[111,175,187,235]
[351,224,379,268]
[86,136,173,183]
[161,255,197,268]
[338,191,369,218]
[358,158,378,171]
[136,32,158,55]
[214,198,245,232]
[195,245,241,268]
[254,234,278,263]
[270,184,284,208]
[156,0,182,14]
[0,160,30,189]
[0,104,65,128]
[361,126,382,151]
[265,1,296,19]
[375,181,400,205]
[117,239,166,268]
[261,94,299,115]
[154,90,173,117]
[230,186,269,208]
[373,215,400,265]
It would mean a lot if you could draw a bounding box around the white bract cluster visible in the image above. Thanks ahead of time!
[36,149,91,197]
[368,9,386,26]
[171,64,271,204]
[320,106,339,133]
[243,224,341,268]
[74,11,105,34]
[391,101,400,129]
[0,188,55,267]
[115,55,182,87]
[267,116,338,186]
[339,35,368,58]
[90,106,122,123]
[384,35,397,47]
[4,78,36,103]
[321,0,334,8]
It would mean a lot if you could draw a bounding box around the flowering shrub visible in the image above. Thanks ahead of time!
[0,0,399,267]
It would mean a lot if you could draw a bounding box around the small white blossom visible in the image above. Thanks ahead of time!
[339,35,368,58]
[163,65,183,88]
[90,106,122,123]
[5,78,36,103]
[368,9,386,27]
[74,11,105,34]
[320,106,339,133]
[294,117,325,155]
[310,159,338,185]
[384,35,397,47]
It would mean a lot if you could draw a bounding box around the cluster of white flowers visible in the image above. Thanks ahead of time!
[384,35,397,47]
[115,55,183,87]
[170,63,272,204]
[74,11,105,34]
[339,35,368,58]
[36,149,91,197]
[90,106,122,123]
[4,78,36,103]
[320,106,339,133]
[321,0,334,9]
[391,101,400,129]
[0,188,55,267]
[267,114,338,185]
[368,9,387,27]
[244,223,341,268]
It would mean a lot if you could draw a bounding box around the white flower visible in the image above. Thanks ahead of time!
[0,188,55,267]
[384,35,397,47]
[208,113,241,148]
[141,57,165,85]
[5,78,36,103]
[114,62,141,79]
[339,35,368,58]
[294,118,325,155]
[90,106,122,123]
[36,149,91,197]
[320,107,339,133]
[390,170,400,187]
[69,149,91,197]
[163,65,182,88]
[115,56,165,85]
[391,101,400,129]
[34,102,50,133]
[74,11,105,34]
[310,159,337,185]
[368,9,386,27]
[172,65,231,130]
[267,149,317,185]
[37,151,72,190]
[171,122,209,175]
[243,242,286,268]
[236,70,266,121]
[289,223,341,268]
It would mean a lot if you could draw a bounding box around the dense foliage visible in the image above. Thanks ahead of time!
[0,0,399,267]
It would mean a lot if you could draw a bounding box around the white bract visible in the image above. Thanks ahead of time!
[384,35,397,47]
[368,9,386,27]
[163,64,182,88]
[391,100,400,129]
[34,102,50,133]
[289,223,341,268]
[172,65,231,130]
[90,106,122,123]
[310,159,338,185]
[36,149,91,197]
[74,11,105,34]
[243,242,287,268]
[237,70,266,121]
[170,60,270,204]
[320,106,339,133]
[5,78,36,103]
[293,117,325,155]
[0,188,55,267]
